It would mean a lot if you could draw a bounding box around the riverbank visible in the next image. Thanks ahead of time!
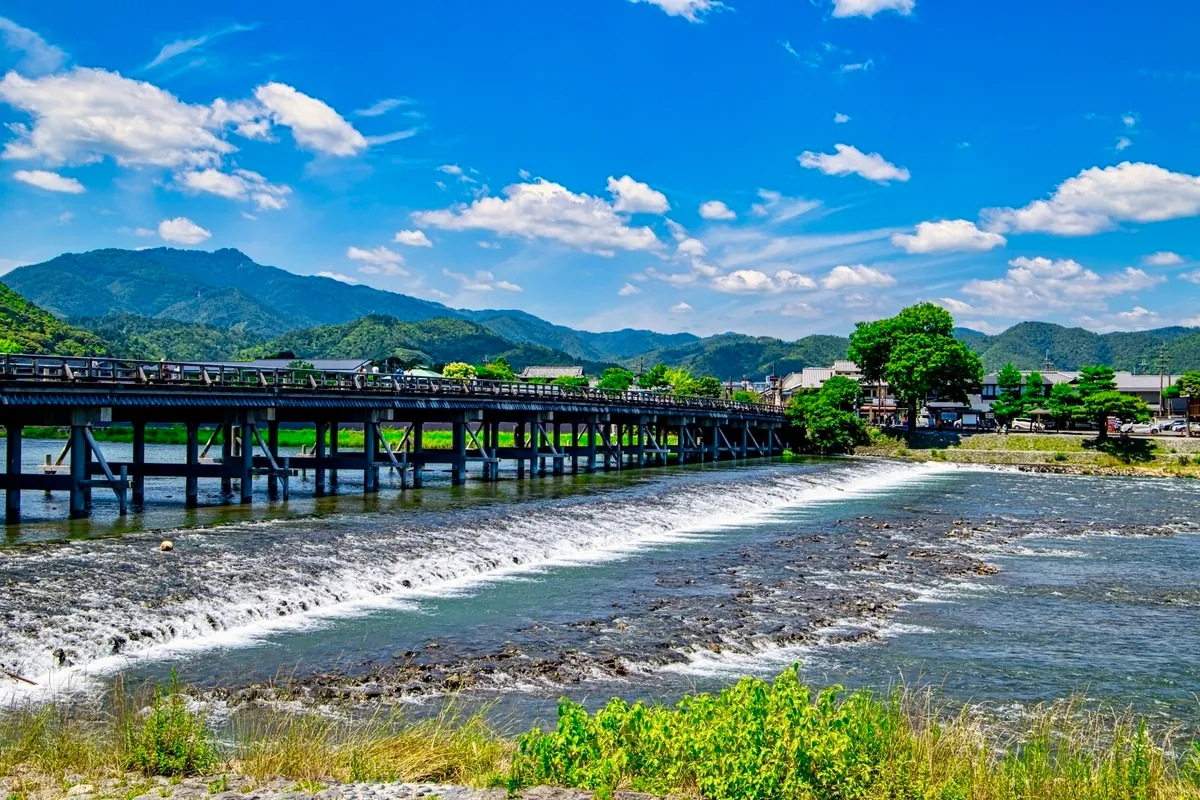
[860,431,1200,477]
[4,669,1199,800]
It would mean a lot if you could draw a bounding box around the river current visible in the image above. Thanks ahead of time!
[1,440,1197,730]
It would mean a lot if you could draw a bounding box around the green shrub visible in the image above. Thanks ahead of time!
[1054,452,1068,462]
[124,674,219,776]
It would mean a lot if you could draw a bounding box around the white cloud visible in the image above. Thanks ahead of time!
[439,164,464,176]
[146,23,254,69]
[891,219,1006,254]
[0,16,67,76]
[831,0,915,18]
[936,297,975,314]
[1115,136,1132,152]
[629,0,725,22]
[1122,113,1137,128]
[317,271,359,284]
[12,168,83,193]
[838,59,874,73]
[822,264,896,290]
[699,200,736,220]
[476,240,502,250]
[834,112,851,124]
[118,226,156,237]
[618,282,641,296]
[177,168,291,210]
[158,216,211,245]
[353,97,411,117]
[670,301,693,313]
[1180,315,1200,327]
[677,238,708,258]
[347,245,405,267]
[982,162,1200,236]
[780,302,821,318]
[1181,270,1200,285]
[253,82,367,156]
[607,175,669,214]
[711,269,817,294]
[749,189,821,221]
[0,67,236,167]
[962,256,1163,316]
[393,229,432,247]
[412,178,662,256]
[798,144,910,183]
[1077,306,1162,333]
[1143,251,1183,266]
[443,268,522,292]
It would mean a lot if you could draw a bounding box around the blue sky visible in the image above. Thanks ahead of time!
[1,0,1199,338]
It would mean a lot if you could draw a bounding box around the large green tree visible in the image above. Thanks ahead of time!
[990,362,1025,425]
[596,366,635,392]
[849,303,983,432]
[1075,365,1149,440]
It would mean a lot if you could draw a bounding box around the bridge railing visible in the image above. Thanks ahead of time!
[0,354,785,417]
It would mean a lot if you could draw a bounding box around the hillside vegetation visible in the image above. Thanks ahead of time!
[961,321,1200,372]
[0,282,108,356]
[632,332,850,378]
[77,314,264,362]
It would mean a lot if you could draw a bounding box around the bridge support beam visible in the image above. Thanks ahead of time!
[451,415,467,486]
[314,421,327,496]
[186,421,199,507]
[131,419,146,506]
[69,423,88,518]
[5,424,21,523]
[267,419,280,500]
[329,421,339,493]
[239,414,254,504]
[364,419,379,494]
[412,422,424,488]
[220,420,233,496]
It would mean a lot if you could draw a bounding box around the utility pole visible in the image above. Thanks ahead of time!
[1156,344,1171,417]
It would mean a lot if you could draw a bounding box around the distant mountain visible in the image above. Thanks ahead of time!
[76,314,265,362]
[461,308,699,361]
[632,332,850,379]
[240,314,612,372]
[3,248,456,336]
[0,281,108,356]
[959,321,1200,372]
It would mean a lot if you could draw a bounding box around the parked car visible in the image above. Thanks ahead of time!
[1120,422,1161,435]
[1010,418,1043,432]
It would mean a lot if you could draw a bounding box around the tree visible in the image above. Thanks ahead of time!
[990,362,1025,425]
[1083,390,1150,440]
[475,357,514,381]
[1025,369,1046,401]
[848,303,983,432]
[552,376,589,388]
[443,362,476,380]
[1174,371,1200,397]
[732,389,761,404]
[1046,382,1081,429]
[786,382,869,455]
[638,364,670,389]
[693,376,722,397]
[596,366,634,392]
[819,376,863,412]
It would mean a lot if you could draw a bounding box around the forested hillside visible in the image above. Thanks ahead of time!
[77,314,265,362]
[0,282,108,356]
[960,321,1200,372]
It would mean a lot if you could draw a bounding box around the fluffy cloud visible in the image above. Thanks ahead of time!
[982,162,1200,236]
[1077,306,1162,333]
[439,164,464,176]
[831,0,916,17]
[822,264,896,290]
[0,16,67,76]
[1182,270,1200,285]
[1122,113,1137,128]
[618,282,642,296]
[699,200,736,220]
[158,217,211,245]
[1115,136,1132,152]
[607,175,669,214]
[891,219,1006,254]
[629,0,724,22]
[834,112,851,124]
[443,268,522,292]
[750,189,821,221]
[12,168,83,193]
[1143,251,1183,266]
[412,178,662,256]
[935,297,975,314]
[253,82,367,156]
[0,68,236,167]
[961,256,1163,316]
[177,168,290,210]
[798,144,910,183]
[393,229,432,247]
[711,269,817,294]
[347,245,406,276]
[670,301,693,313]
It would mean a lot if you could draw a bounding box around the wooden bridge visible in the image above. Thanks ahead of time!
[0,355,788,521]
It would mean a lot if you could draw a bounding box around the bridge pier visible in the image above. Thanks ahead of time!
[412,422,424,488]
[239,413,254,504]
[329,421,339,493]
[364,418,379,493]
[131,419,146,506]
[451,415,466,486]
[186,421,199,507]
[69,422,88,518]
[314,421,327,496]
[267,419,280,499]
[220,420,233,496]
[5,424,21,523]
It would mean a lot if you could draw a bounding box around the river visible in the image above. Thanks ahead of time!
[1,439,1197,731]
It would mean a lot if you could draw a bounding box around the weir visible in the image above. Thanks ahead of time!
[0,355,787,522]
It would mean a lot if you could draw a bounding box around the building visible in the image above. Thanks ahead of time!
[222,358,374,373]
[518,366,585,381]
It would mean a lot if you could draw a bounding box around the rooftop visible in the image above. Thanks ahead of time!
[519,365,585,380]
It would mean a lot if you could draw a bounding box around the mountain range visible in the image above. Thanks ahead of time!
[2,247,1199,375]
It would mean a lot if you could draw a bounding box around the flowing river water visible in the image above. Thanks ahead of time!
[1,439,1198,731]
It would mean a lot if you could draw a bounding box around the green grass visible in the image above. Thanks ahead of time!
[4,670,1200,799]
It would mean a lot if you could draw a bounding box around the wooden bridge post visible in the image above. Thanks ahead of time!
[515,423,525,479]
[239,413,254,504]
[570,423,579,474]
[363,417,379,494]
[267,418,280,499]
[412,422,424,488]
[552,421,563,475]
[451,415,467,486]
[5,423,22,523]
[636,417,646,468]
[314,421,327,496]
[220,419,234,496]
[740,424,749,459]
[185,421,200,508]
[528,416,540,477]
[586,417,597,473]
[131,419,146,506]
[69,422,88,518]
[329,421,340,493]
